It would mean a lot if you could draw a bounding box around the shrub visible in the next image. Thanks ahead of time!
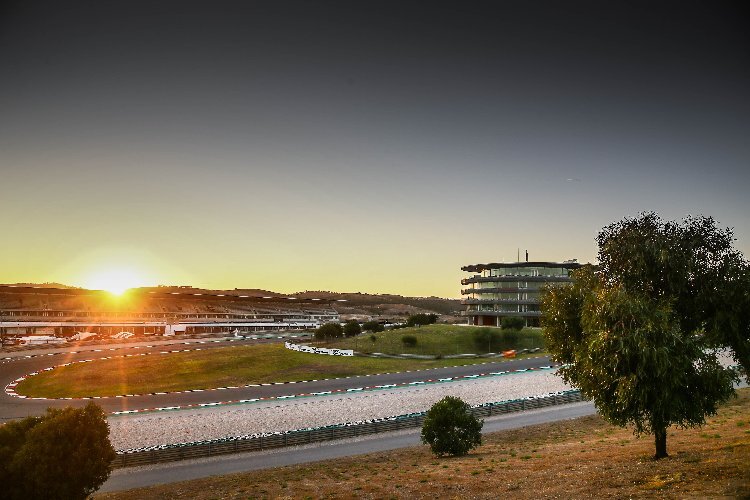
[401,335,418,347]
[362,321,384,333]
[370,334,377,343]
[472,329,501,352]
[406,313,438,327]
[343,320,361,337]
[315,322,343,340]
[501,316,525,331]
[421,396,483,456]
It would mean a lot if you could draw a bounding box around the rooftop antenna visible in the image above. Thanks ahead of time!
[517,248,520,262]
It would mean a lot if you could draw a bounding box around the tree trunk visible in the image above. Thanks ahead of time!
[654,427,668,459]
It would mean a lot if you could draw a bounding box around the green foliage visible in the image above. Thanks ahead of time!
[369,334,377,342]
[343,320,361,337]
[596,212,750,378]
[401,334,418,347]
[315,322,343,340]
[406,313,438,327]
[472,329,500,352]
[362,321,384,333]
[501,316,525,331]
[542,213,745,459]
[421,396,483,456]
[0,402,116,499]
[323,324,544,356]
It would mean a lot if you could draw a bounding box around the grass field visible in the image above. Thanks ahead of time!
[320,324,545,355]
[14,342,532,398]
[96,388,750,499]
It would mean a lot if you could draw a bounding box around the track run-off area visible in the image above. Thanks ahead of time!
[0,336,559,423]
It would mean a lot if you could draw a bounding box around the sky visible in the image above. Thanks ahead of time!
[1,1,748,298]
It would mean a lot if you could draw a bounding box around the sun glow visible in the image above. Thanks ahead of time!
[83,268,148,295]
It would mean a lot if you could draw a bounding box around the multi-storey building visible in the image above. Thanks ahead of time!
[461,261,582,327]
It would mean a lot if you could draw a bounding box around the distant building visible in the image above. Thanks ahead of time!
[461,260,583,327]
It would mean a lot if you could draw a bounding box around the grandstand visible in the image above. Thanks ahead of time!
[0,285,340,340]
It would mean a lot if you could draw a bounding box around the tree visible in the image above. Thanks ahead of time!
[501,316,525,331]
[401,334,417,347]
[0,402,116,499]
[407,313,438,327]
[314,322,343,341]
[421,396,483,457]
[343,320,361,337]
[472,329,499,352]
[542,213,744,459]
[362,321,384,333]
[595,213,750,378]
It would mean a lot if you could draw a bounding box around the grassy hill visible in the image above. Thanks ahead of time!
[321,324,545,355]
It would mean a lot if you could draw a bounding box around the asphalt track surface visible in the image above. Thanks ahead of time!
[99,401,597,493]
[0,337,554,421]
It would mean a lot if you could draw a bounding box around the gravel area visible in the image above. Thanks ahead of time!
[107,349,739,451]
[108,370,571,450]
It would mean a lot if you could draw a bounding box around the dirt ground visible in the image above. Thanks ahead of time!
[97,389,750,499]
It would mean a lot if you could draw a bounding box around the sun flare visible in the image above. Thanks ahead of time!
[83,268,147,295]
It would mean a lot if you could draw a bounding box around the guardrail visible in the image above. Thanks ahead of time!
[112,389,584,468]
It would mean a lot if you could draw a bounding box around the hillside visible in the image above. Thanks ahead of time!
[0,285,462,319]
[97,389,750,499]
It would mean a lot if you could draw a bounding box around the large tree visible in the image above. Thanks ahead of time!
[0,402,116,499]
[542,213,746,459]
[596,213,750,377]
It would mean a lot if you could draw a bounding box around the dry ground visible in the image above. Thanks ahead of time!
[97,389,750,499]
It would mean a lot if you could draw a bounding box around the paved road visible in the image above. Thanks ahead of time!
[0,338,553,420]
[99,401,597,493]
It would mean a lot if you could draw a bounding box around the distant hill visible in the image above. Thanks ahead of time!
[4,283,80,289]
[294,291,462,317]
[0,284,462,319]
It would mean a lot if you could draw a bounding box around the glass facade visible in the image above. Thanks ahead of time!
[461,261,581,327]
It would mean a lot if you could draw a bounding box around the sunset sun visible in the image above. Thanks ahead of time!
[83,268,147,295]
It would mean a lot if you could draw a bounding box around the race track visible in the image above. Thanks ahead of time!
[0,337,556,422]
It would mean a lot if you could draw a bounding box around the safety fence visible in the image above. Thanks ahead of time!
[112,389,584,468]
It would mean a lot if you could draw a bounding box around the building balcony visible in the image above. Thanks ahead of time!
[461,310,542,317]
[461,298,540,306]
[461,287,542,295]
[461,275,573,285]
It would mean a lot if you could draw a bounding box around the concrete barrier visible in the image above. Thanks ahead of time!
[284,342,353,356]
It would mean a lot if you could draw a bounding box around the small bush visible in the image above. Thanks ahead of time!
[315,322,343,340]
[472,329,501,352]
[343,320,361,337]
[402,335,418,347]
[501,316,525,331]
[362,321,384,333]
[407,313,438,327]
[421,396,483,456]
[369,334,377,343]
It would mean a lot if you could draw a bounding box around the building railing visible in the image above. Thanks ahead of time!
[461,299,540,305]
[461,311,542,317]
[461,276,573,285]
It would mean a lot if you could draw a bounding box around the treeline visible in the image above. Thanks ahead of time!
[313,313,439,340]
